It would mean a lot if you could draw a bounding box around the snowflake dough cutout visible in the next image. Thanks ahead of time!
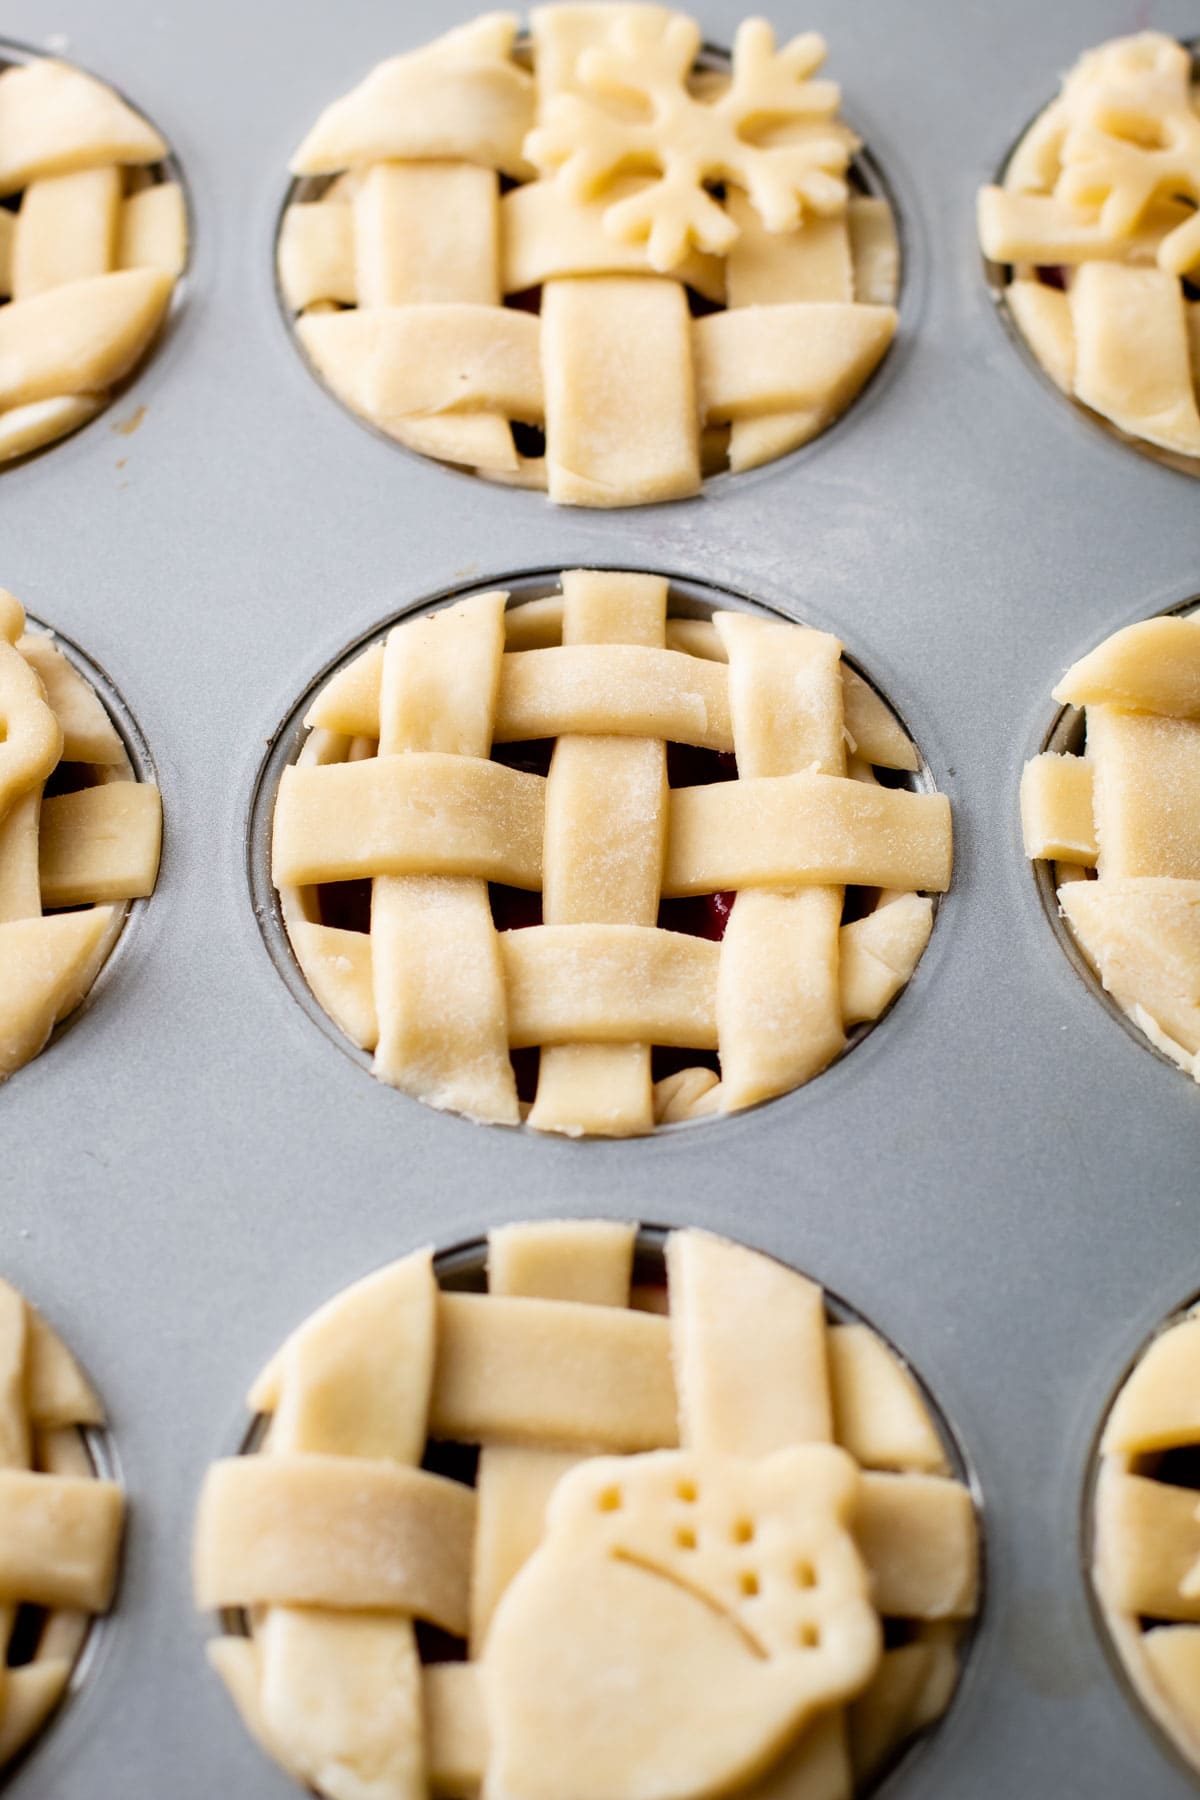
[526,14,857,271]
[483,1444,881,1800]
[1055,33,1200,272]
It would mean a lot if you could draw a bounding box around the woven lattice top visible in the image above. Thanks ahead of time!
[195,1220,979,1800]
[1021,608,1200,1082]
[978,31,1200,463]
[0,1277,123,1772]
[0,590,162,1083]
[1095,1306,1200,1774]
[272,570,952,1136]
[0,54,186,463]
[278,7,899,507]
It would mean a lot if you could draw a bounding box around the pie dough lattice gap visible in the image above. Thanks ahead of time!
[253,570,949,1136]
[275,8,903,507]
[0,40,189,465]
[1090,1297,1200,1780]
[0,1280,125,1777]
[979,34,1200,480]
[195,1222,981,1800]
[1022,596,1200,1082]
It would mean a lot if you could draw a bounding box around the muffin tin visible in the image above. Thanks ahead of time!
[2,0,1198,1795]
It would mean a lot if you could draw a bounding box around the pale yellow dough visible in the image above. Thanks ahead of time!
[0,591,162,1082]
[979,32,1200,463]
[1024,608,1200,1079]
[0,56,185,457]
[195,1223,978,1800]
[1094,1308,1200,1775]
[275,572,950,1135]
[0,1279,124,1773]
[278,8,899,504]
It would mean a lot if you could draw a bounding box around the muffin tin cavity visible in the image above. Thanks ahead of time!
[0,597,162,1084]
[1022,597,1200,1084]
[275,7,902,506]
[980,32,1200,479]
[1091,1300,1200,1780]
[0,39,188,466]
[195,1221,981,1800]
[0,1280,124,1780]
[250,570,950,1137]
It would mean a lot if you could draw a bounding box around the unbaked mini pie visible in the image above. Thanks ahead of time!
[979,32,1200,467]
[1094,1303,1200,1774]
[194,1219,979,1799]
[0,49,186,462]
[0,590,162,1081]
[269,570,952,1135]
[1021,607,1200,1080]
[0,1277,124,1772]
[277,7,899,506]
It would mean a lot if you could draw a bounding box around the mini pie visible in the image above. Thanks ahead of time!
[978,32,1200,464]
[1021,609,1200,1080]
[278,7,899,506]
[0,590,162,1081]
[0,52,186,462]
[194,1220,979,1800]
[271,570,952,1136]
[0,1278,124,1772]
[1094,1305,1200,1774]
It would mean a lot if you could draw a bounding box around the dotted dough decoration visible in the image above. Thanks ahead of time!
[1095,1307,1200,1773]
[0,1278,124,1772]
[978,32,1200,463]
[277,6,900,506]
[1021,607,1200,1081]
[194,1221,980,1800]
[0,53,186,462]
[0,590,163,1083]
[270,571,952,1136]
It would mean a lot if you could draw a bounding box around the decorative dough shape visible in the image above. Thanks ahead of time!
[1024,609,1200,1079]
[980,32,1200,465]
[278,9,898,504]
[0,592,161,1081]
[274,574,948,1134]
[195,1224,977,1799]
[481,1446,881,1800]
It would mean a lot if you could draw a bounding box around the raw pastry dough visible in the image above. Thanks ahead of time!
[1022,608,1200,1079]
[273,572,950,1134]
[1094,1307,1200,1773]
[0,591,162,1081]
[0,1279,124,1773]
[194,1222,979,1799]
[979,33,1200,464]
[0,54,185,459]
[278,8,899,505]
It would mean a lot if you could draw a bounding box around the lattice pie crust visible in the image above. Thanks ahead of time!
[0,53,186,462]
[0,1278,123,1773]
[278,8,899,507]
[194,1221,979,1800]
[1021,609,1200,1080]
[272,571,951,1136]
[979,32,1200,464]
[0,590,162,1082]
[1094,1306,1200,1775]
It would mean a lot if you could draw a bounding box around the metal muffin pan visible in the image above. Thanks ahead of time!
[2,0,1198,1794]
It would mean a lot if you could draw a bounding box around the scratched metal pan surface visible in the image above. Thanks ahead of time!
[2,0,1199,1793]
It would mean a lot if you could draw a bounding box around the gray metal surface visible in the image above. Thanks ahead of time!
[2,0,1199,1794]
